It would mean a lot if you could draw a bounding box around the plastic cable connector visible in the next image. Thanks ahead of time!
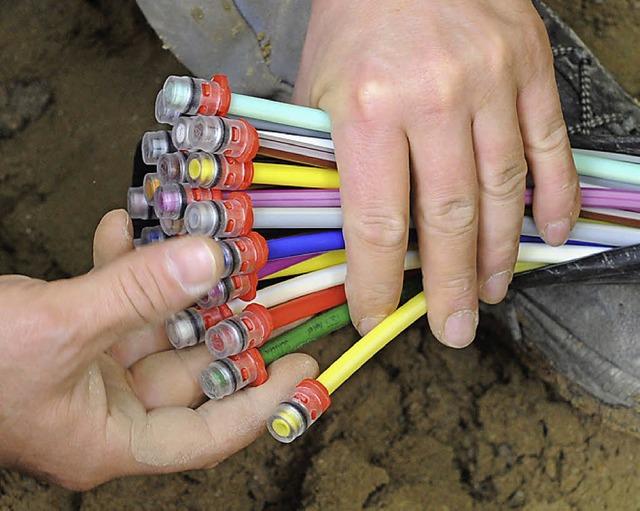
[186,153,254,190]
[166,304,233,349]
[199,348,267,400]
[268,379,331,443]
[184,192,254,238]
[196,273,259,309]
[154,183,223,220]
[219,232,268,278]
[205,303,274,359]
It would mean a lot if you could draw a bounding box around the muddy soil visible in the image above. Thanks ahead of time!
[1,1,639,509]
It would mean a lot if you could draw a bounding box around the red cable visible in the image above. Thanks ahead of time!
[269,285,347,330]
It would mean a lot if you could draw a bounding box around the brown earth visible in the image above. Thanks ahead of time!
[1,1,639,509]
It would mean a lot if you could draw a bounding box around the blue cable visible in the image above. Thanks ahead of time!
[267,230,345,260]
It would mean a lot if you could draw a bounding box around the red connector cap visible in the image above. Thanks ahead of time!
[224,192,254,237]
[293,379,331,423]
[197,74,232,117]
[224,118,259,163]
[231,272,259,302]
[198,303,234,330]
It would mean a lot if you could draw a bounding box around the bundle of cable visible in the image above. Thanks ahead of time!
[127,74,640,444]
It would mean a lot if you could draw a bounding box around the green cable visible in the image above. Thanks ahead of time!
[573,152,640,185]
[259,303,350,366]
[229,94,331,133]
[258,275,424,366]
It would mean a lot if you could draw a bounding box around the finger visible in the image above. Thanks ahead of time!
[472,85,527,304]
[517,27,581,246]
[93,209,134,268]
[128,343,211,409]
[120,353,318,474]
[106,324,172,369]
[329,100,410,335]
[51,235,224,365]
[410,109,479,348]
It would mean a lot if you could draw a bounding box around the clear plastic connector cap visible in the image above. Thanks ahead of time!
[196,280,229,309]
[205,320,245,360]
[155,90,181,125]
[159,217,187,236]
[268,402,308,444]
[157,152,187,184]
[143,172,162,205]
[154,183,185,220]
[139,226,167,245]
[199,360,239,400]
[141,131,173,164]
[184,201,220,237]
[187,116,226,153]
[166,308,205,349]
[171,116,195,151]
[163,76,203,115]
[127,186,153,220]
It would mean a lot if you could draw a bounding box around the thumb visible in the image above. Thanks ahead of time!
[60,235,224,359]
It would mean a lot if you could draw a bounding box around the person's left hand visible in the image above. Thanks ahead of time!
[0,209,317,489]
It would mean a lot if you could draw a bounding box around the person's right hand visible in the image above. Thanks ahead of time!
[293,0,580,347]
[0,209,317,489]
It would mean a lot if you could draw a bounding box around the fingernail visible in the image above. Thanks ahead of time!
[541,218,570,246]
[480,270,512,304]
[167,239,220,296]
[357,315,387,336]
[442,310,478,348]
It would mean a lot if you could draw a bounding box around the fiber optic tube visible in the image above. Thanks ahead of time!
[251,163,340,189]
[204,285,347,359]
[226,251,422,315]
[252,208,343,229]
[257,254,317,279]
[161,74,331,132]
[525,187,640,211]
[266,231,345,260]
[522,216,640,247]
[237,189,341,208]
[268,293,427,443]
[573,152,640,186]
[261,251,347,280]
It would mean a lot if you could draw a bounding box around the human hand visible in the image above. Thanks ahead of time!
[293,0,580,346]
[0,209,317,489]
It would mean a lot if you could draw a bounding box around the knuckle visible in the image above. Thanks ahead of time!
[110,263,170,330]
[350,211,408,252]
[421,195,477,237]
[344,73,396,121]
[481,160,528,202]
[527,116,570,157]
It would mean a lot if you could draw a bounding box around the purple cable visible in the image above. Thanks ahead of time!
[525,187,640,212]
[223,189,340,208]
[257,253,318,279]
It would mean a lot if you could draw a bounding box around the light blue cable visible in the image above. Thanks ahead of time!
[229,94,331,133]
[573,152,640,185]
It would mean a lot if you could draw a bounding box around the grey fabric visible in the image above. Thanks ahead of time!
[135,0,310,101]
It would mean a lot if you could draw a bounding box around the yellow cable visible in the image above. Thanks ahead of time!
[316,263,546,395]
[317,292,427,394]
[253,163,340,189]
[262,250,347,280]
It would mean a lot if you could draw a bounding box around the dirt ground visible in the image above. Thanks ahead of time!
[1,1,640,509]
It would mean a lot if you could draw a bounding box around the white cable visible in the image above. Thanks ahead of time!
[522,217,640,247]
[228,250,421,314]
[517,242,608,263]
[253,207,343,229]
